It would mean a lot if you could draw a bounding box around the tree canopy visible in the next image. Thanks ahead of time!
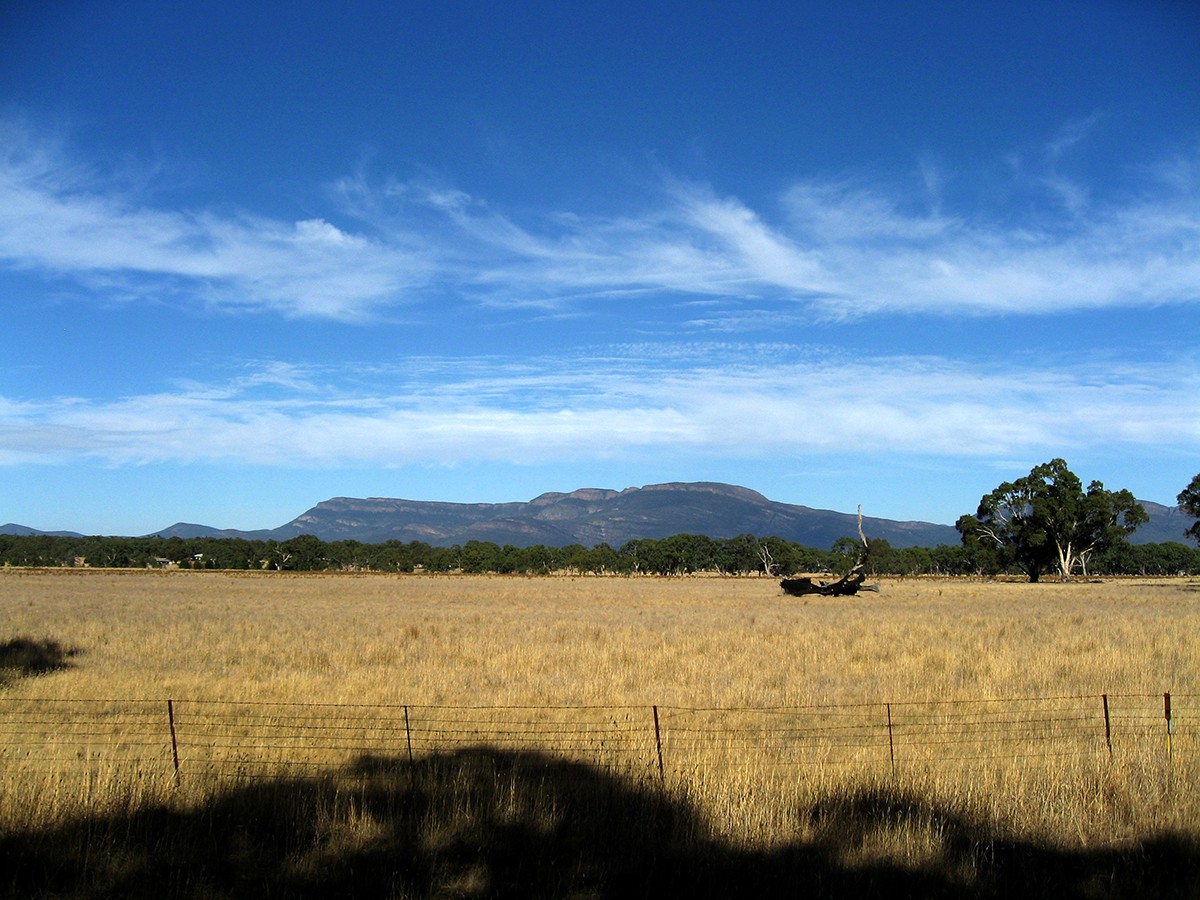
[956,458,1147,582]
[3,525,1198,577]
[1179,473,1200,547]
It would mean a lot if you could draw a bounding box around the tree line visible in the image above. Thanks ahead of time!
[2,528,1198,577]
[4,464,1197,579]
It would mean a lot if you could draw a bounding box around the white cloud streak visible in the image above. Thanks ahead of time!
[2,351,1196,468]
[2,123,1197,322]
[0,127,430,320]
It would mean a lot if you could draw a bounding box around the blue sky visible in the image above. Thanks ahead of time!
[2,1,1198,536]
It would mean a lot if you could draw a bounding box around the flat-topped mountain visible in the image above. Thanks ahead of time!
[7,482,1190,549]
[268,482,961,549]
[270,483,1189,548]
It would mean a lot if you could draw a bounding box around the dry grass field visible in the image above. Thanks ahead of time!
[1,568,1198,898]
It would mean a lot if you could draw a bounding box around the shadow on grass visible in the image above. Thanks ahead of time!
[0,637,77,686]
[1,749,1196,899]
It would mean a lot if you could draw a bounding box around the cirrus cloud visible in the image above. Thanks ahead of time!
[2,349,1196,468]
[2,122,1198,323]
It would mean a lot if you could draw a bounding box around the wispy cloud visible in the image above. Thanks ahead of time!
[2,350,1196,468]
[0,125,429,320]
[3,121,1198,322]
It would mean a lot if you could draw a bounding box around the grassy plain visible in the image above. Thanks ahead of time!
[1,568,1198,897]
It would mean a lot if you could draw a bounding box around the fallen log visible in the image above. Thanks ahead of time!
[780,505,880,597]
[780,572,879,597]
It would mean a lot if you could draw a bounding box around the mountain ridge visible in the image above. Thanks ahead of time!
[4,482,1192,549]
[148,482,1198,549]
[0,523,85,538]
[273,481,955,548]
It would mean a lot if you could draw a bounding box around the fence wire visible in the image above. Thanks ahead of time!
[1,693,1193,782]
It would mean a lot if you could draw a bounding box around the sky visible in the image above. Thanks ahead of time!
[1,0,1198,537]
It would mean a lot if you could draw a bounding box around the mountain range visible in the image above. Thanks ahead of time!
[4,482,1193,550]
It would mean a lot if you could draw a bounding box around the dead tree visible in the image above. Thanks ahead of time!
[758,540,778,578]
[780,506,880,597]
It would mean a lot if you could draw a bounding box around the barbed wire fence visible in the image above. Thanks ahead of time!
[1,693,1193,786]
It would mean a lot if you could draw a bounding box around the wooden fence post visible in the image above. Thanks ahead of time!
[167,699,180,783]
[652,705,664,786]
[1102,694,1112,758]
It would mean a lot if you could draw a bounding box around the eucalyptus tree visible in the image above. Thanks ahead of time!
[1179,473,1200,546]
[957,458,1146,581]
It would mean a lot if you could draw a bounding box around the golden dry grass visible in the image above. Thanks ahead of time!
[3,568,1197,707]
[1,568,1198,897]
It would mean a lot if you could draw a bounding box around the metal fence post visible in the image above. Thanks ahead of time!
[1164,692,1173,764]
[652,705,664,785]
[404,705,415,768]
[167,699,180,783]
[1102,694,1112,758]
[886,703,896,776]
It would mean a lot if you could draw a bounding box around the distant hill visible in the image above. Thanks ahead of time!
[274,482,961,549]
[8,483,1193,549]
[147,523,285,541]
[0,524,84,538]
[1128,501,1195,545]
